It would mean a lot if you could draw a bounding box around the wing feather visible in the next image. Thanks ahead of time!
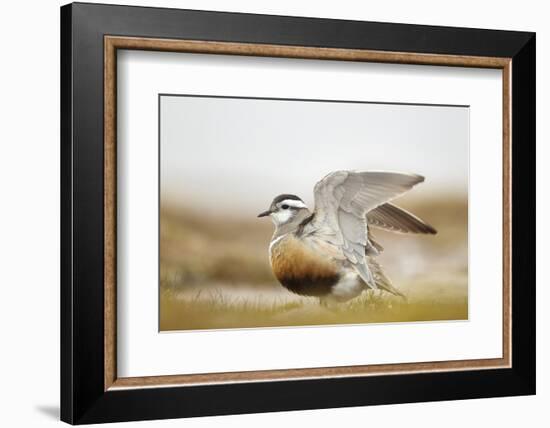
[308,171,425,288]
[367,203,437,234]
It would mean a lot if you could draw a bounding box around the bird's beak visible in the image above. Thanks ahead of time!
[257,210,272,218]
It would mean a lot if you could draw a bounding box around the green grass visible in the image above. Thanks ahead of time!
[160,287,468,331]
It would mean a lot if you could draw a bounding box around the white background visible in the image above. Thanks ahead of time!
[0,0,546,427]
[118,52,502,377]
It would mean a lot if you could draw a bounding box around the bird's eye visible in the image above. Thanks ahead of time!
[281,204,289,210]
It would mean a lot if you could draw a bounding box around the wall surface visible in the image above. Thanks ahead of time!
[0,0,545,427]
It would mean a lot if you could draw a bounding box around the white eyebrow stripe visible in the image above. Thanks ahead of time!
[280,199,307,209]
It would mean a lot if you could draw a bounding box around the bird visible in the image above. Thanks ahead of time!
[257,170,437,304]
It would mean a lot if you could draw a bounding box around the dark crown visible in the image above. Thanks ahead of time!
[272,194,303,204]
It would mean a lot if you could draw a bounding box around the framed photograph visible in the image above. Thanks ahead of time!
[60,2,535,424]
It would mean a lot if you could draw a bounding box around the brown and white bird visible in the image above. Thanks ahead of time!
[257,170,436,303]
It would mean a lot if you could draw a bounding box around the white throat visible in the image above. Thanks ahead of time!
[271,209,293,225]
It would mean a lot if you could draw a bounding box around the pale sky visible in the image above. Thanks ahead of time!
[160,95,468,217]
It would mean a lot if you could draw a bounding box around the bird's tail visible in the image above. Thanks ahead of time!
[366,256,406,300]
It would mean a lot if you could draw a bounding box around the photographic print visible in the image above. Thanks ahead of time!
[159,95,468,331]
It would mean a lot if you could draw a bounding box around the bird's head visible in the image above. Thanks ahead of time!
[257,194,309,227]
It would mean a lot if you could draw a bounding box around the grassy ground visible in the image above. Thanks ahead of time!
[159,197,468,331]
[160,286,468,331]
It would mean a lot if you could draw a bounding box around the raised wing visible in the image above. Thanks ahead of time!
[368,203,437,234]
[310,171,425,287]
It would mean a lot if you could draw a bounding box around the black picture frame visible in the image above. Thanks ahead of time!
[61,2,535,424]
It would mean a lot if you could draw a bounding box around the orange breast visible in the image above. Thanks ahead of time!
[270,235,340,297]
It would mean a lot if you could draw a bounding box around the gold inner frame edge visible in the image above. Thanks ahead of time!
[104,36,512,391]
